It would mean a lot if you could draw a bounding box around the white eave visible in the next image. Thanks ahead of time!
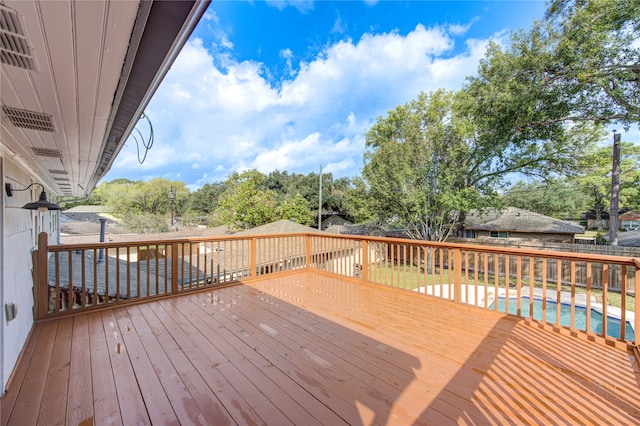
[0,0,209,197]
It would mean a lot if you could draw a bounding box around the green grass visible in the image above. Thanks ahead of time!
[366,264,636,312]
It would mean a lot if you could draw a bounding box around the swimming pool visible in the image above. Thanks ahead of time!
[491,296,635,341]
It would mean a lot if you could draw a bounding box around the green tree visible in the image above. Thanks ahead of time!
[131,178,186,215]
[277,194,314,225]
[92,178,189,227]
[218,170,277,229]
[573,140,640,228]
[360,90,495,241]
[187,182,226,214]
[359,89,597,241]
[467,0,639,143]
[344,177,376,225]
[502,180,591,219]
[544,0,640,127]
[264,170,351,219]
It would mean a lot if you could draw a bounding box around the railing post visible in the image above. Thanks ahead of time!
[361,240,369,281]
[305,234,312,270]
[453,248,462,304]
[33,232,49,320]
[634,259,640,347]
[250,237,257,278]
[171,242,179,293]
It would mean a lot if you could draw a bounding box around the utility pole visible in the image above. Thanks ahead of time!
[608,131,621,246]
[169,184,175,229]
[318,165,323,230]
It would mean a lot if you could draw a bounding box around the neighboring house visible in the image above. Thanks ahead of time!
[583,209,610,230]
[318,213,353,230]
[582,208,638,230]
[324,224,368,235]
[619,211,640,231]
[1,0,208,392]
[463,207,585,244]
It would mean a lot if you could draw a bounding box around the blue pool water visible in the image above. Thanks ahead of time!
[491,296,635,341]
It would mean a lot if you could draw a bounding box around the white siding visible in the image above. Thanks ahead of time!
[1,156,59,391]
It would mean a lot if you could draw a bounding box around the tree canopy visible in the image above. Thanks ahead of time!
[356,86,600,240]
[467,0,639,137]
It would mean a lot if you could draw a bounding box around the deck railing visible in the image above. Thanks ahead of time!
[33,232,640,347]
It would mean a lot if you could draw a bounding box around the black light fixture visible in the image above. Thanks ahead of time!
[5,182,61,211]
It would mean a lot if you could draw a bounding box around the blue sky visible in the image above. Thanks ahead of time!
[104,1,551,190]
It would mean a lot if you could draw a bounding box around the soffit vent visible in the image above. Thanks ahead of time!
[0,4,36,71]
[30,146,62,158]
[2,107,55,132]
[53,177,69,181]
[49,169,69,175]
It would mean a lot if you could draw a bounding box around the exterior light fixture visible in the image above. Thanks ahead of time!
[5,182,61,212]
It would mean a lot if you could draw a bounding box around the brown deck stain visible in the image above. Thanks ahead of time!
[2,272,639,425]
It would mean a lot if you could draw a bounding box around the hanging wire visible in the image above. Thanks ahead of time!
[129,112,154,164]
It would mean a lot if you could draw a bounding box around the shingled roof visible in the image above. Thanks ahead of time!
[609,229,640,247]
[236,220,324,236]
[465,207,584,235]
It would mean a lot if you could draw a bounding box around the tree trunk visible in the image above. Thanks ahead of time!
[608,132,621,246]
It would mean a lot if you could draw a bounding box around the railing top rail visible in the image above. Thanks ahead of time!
[49,232,312,252]
[49,231,640,268]
[309,233,640,267]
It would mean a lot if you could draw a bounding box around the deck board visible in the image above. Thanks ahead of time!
[39,317,72,425]
[2,271,640,425]
[67,315,94,425]
[87,311,121,426]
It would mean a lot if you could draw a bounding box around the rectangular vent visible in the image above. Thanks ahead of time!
[48,169,68,175]
[53,177,69,181]
[0,5,36,71]
[2,107,55,132]
[30,146,62,158]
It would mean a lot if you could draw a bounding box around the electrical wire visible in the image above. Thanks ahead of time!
[130,112,154,164]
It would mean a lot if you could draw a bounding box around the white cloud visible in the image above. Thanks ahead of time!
[331,13,347,34]
[202,10,218,23]
[265,0,314,13]
[109,20,498,187]
[448,17,479,36]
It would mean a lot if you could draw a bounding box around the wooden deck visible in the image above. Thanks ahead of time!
[3,272,640,425]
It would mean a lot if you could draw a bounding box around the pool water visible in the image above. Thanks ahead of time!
[491,296,635,341]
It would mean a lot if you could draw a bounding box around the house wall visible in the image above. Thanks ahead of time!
[474,230,575,244]
[1,155,59,392]
[321,216,352,230]
[587,218,610,229]
[619,211,640,230]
